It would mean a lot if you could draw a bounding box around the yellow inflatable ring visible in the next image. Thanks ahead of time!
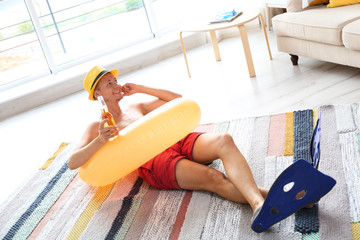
[79,98,201,186]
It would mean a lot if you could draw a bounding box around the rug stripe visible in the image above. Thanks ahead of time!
[65,183,114,240]
[248,116,270,186]
[228,117,254,158]
[140,190,185,239]
[293,109,318,234]
[28,174,81,239]
[268,114,285,156]
[177,119,232,239]
[293,109,313,163]
[56,185,97,239]
[179,121,235,239]
[3,163,76,240]
[0,143,76,237]
[178,191,212,240]
[295,204,319,234]
[39,142,69,170]
[352,221,360,240]
[31,175,86,239]
[264,156,276,189]
[15,168,77,239]
[302,232,319,240]
[115,183,149,239]
[313,109,318,129]
[339,133,360,222]
[87,172,146,239]
[173,121,228,240]
[42,176,96,239]
[275,157,297,233]
[214,120,230,133]
[239,116,301,240]
[169,191,193,240]
[201,137,248,239]
[196,161,237,239]
[284,112,294,156]
[201,193,242,239]
[335,104,356,133]
[238,116,267,238]
[351,103,360,132]
[313,110,318,165]
[318,105,353,239]
[264,156,298,234]
[105,177,143,240]
[195,123,215,132]
[124,187,160,240]
[0,171,54,237]
[240,116,302,239]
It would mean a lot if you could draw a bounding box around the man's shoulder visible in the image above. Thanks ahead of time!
[86,120,101,131]
[139,99,168,115]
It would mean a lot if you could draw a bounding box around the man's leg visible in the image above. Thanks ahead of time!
[176,159,268,203]
[176,133,266,212]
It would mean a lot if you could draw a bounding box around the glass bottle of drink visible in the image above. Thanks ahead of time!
[97,96,118,140]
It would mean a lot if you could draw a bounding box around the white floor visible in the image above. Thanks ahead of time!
[1,28,360,206]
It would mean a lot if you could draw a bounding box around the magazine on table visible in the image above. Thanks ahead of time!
[209,9,243,24]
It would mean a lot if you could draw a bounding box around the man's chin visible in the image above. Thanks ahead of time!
[115,95,123,101]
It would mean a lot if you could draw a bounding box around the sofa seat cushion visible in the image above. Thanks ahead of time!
[272,4,360,46]
[343,19,360,51]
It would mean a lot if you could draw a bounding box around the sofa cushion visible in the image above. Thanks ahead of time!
[287,0,303,12]
[303,0,329,8]
[272,4,360,46]
[342,19,360,50]
[327,0,360,7]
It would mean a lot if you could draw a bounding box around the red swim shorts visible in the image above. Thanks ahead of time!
[138,132,203,190]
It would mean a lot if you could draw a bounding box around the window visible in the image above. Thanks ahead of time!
[32,0,153,66]
[0,0,49,87]
[0,0,153,89]
[0,0,258,90]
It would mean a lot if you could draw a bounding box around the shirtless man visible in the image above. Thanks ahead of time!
[68,66,268,222]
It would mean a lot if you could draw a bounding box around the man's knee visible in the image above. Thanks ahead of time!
[215,133,235,150]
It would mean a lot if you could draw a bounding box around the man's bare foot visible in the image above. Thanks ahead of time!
[296,190,315,208]
[304,203,315,208]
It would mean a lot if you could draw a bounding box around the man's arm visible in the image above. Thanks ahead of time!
[122,83,182,114]
[67,119,119,170]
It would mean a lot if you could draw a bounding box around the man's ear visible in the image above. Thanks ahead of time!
[93,91,100,100]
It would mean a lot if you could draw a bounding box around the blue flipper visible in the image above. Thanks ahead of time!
[251,159,336,233]
[311,113,321,169]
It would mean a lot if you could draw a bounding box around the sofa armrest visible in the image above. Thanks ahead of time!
[287,0,303,12]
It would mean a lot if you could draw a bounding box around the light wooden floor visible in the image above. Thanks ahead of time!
[0,29,359,206]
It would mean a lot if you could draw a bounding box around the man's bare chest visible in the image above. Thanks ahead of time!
[115,109,143,130]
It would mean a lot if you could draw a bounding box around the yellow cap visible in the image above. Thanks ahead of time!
[83,66,119,100]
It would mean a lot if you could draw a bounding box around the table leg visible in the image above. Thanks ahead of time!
[180,31,191,78]
[209,30,221,61]
[237,25,256,78]
[258,13,273,60]
[265,4,271,31]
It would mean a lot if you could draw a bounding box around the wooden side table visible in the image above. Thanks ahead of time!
[263,0,287,30]
[179,9,272,78]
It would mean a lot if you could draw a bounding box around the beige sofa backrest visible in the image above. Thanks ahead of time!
[287,0,303,12]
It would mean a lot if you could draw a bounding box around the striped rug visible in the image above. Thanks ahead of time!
[1,103,359,240]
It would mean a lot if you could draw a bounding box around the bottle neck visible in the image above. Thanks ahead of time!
[97,96,109,112]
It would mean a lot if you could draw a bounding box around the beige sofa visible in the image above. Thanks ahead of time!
[272,0,360,67]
